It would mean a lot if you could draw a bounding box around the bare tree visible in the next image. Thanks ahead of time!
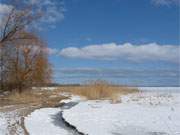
[0,1,52,92]
[8,35,51,92]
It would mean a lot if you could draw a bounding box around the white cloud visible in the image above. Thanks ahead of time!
[0,3,12,14]
[0,3,13,27]
[0,0,65,29]
[29,0,65,25]
[55,67,179,77]
[59,43,180,63]
[151,0,179,6]
[44,48,58,55]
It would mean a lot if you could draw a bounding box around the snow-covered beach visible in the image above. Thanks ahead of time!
[1,87,180,135]
[24,87,180,135]
[62,91,180,135]
[25,108,72,135]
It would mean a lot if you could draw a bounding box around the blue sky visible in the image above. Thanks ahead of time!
[1,0,179,86]
[44,0,179,86]
[46,0,179,46]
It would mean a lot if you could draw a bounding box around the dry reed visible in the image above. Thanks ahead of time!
[57,80,138,102]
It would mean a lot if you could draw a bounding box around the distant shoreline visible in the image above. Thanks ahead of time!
[41,83,180,87]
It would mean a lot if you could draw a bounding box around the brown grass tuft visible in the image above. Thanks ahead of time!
[0,89,66,107]
[0,81,138,107]
[57,80,138,102]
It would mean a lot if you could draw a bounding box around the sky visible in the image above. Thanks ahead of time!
[0,0,180,86]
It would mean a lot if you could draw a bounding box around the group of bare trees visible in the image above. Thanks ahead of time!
[0,1,52,92]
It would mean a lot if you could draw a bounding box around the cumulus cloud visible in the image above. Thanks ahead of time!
[151,0,179,6]
[59,43,180,63]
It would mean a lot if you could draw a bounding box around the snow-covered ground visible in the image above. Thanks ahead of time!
[0,107,25,135]
[0,114,7,135]
[32,87,58,91]
[25,108,72,135]
[60,93,85,104]
[63,91,180,135]
[2,87,180,135]
[24,94,83,135]
[138,87,180,92]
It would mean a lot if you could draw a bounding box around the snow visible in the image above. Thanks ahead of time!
[24,93,85,135]
[2,87,179,135]
[25,108,71,135]
[0,114,7,135]
[138,87,180,92]
[60,94,85,104]
[122,92,180,106]
[62,91,180,135]
[32,87,58,91]
[0,109,24,135]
